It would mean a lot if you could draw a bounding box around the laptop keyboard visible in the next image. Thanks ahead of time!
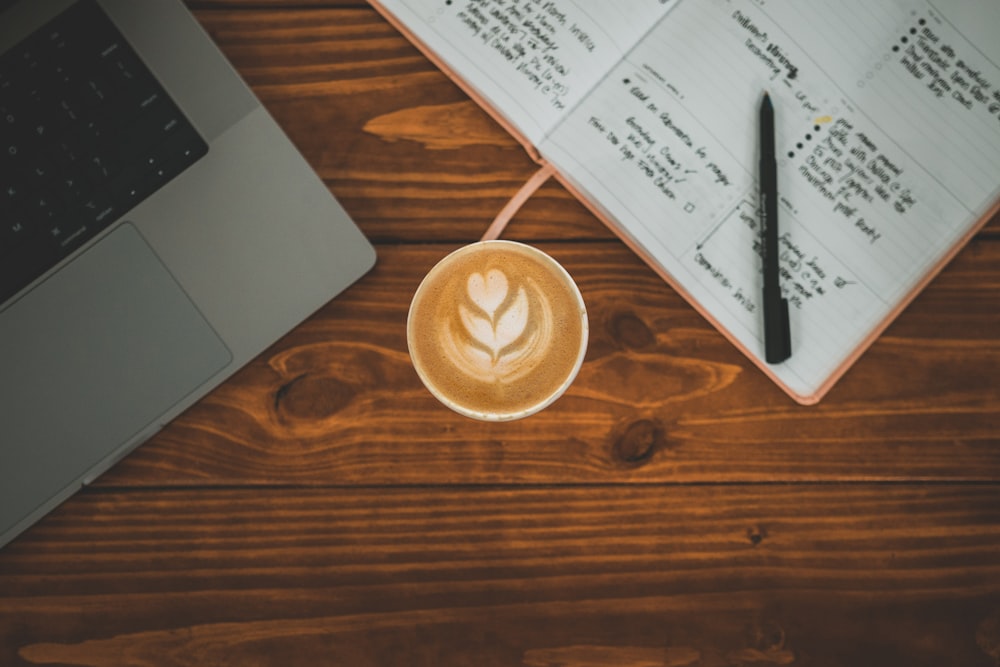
[0,0,208,304]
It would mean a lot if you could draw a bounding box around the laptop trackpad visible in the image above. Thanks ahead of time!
[0,224,231,525]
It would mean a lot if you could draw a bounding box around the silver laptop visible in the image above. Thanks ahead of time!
[0,0,376,548]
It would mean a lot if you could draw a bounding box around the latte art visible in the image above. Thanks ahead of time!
[446,270,552,384]
[407,241,588,421]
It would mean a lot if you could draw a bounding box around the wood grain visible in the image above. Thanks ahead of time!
[87,239,1000,488]
[3,485,999,667]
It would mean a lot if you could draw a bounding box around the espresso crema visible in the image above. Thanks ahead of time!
[407,241,588,420]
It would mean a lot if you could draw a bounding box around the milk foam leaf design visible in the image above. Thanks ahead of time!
[459,269,529,362]
[493,287,529,357]
[444,272,552,384]
[467,270,508,316]
[458,304,496,354]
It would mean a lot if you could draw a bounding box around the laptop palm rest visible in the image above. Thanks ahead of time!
[0,224,231,534]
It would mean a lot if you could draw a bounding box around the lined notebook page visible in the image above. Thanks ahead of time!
[539,0,1000,400]
[376,0,678,146]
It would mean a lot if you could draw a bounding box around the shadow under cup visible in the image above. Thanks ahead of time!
[407,241,588,421]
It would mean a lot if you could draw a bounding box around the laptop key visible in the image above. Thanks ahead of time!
[79,195,116,227]
[1,181,25,213]
[1,212,31,251]
[48,219,91,253]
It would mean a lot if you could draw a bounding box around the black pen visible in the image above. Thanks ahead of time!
[760,92,791,363]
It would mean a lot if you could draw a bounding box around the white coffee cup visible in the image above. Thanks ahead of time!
[407,240,588,421]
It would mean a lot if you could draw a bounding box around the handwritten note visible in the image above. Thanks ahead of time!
[898,17,1000,119]
[448,0,582,112]
[379,0,677,144]
[553,61,750,245]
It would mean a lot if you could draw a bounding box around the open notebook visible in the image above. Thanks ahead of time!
[371,0,1000,404]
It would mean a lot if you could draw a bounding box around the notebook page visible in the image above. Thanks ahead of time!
[375,0,679,146]
[539,0,1000,400]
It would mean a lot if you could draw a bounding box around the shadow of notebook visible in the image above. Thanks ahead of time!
[0,0,376,548]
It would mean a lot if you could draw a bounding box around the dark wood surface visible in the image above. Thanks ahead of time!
[2,3,999,666]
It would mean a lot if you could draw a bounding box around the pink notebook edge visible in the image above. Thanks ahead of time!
[368,0,999,406]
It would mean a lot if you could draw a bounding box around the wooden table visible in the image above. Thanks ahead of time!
[3,2,999,665]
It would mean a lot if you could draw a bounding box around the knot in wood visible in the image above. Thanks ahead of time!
[612,419,664,466]
[607,310,656,350]
[747,524,768,547]
[274,373,355,420]
[753,619,786,652]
